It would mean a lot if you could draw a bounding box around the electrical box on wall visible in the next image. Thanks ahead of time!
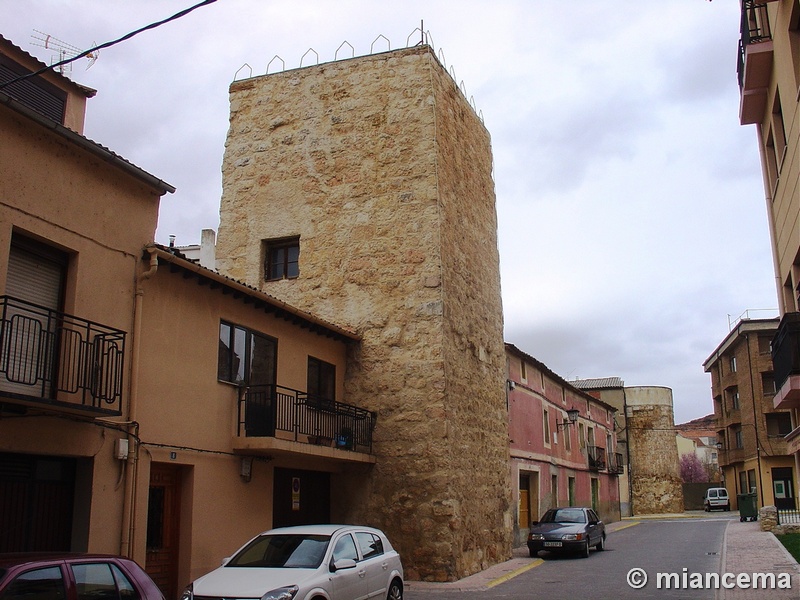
[115,438,129,460]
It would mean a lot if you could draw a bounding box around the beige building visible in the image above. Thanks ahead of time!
[734,0,800,507]
[215,44,511,582]
[704,318,795,511]
[573,378,631,516]
[0,35,377,599]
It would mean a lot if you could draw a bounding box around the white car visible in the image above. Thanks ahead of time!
[182,524,403,600]
[703,487,730,511]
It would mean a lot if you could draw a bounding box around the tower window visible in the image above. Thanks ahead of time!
[264,237,300,281]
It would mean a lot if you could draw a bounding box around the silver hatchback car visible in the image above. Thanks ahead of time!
[181,524,403,600]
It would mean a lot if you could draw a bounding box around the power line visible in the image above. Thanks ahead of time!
[0,0,219,90]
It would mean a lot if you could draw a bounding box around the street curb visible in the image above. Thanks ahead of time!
[486,558,544,588]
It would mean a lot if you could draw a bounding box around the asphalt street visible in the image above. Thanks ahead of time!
[406,515,733,600]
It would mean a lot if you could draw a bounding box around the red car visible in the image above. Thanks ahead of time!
[0,553,165,600]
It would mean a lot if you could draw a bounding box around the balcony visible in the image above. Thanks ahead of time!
[771,312,800,409]
[607,452,624,475]
[737,1,775,125]
[235,384,376,462]
[588,445,606,472]
[0,295,126,416]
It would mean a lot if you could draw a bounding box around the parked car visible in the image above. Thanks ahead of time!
[181,524,403,600]
[0,553,165,600]
[703,487,730,511]
[527,507,606,559]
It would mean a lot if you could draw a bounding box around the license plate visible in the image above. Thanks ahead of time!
[543,541,562,547]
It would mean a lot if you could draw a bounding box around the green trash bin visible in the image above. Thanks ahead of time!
[737,492,758,522]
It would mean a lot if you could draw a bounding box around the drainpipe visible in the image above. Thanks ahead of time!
[120,249,158,558]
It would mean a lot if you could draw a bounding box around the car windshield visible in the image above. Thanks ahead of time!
[228,534,331,568]
[542,509,587,524]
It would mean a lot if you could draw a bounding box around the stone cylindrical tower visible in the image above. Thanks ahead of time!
[626,386,684,514]
[216,45,511,581]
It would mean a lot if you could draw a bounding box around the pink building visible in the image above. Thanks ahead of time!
[506,344,622,545]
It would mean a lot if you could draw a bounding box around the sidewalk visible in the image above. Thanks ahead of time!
[404,514,800,593]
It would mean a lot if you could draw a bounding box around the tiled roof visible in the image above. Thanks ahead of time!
[572,377,624,390]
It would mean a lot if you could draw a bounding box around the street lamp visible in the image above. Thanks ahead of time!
[557,408,580,430]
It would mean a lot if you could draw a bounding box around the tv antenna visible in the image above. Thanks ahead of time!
[31,30,99,75]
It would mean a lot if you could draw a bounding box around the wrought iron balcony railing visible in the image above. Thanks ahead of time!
[772,312,800,392]
[0,295,126,415]
[737,0,773,89]
[588,445,606,472]
[238,384,376,454]
[607,452,624,475]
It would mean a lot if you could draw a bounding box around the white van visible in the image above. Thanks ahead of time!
[703,487,730,511]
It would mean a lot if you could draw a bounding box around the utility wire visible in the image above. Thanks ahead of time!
[0,0,219,90]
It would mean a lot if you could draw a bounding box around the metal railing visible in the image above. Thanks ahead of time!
[0,295,126,414]
[238,384,376,454]
[772,312,800,392]
[737,0,773,89]
[607,452,624,475]
[588,445,606,472]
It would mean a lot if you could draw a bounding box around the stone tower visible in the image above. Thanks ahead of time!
[215,45,512,580]
[626,386,684,514]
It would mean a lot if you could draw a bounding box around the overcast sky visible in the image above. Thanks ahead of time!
[3,0,779,424]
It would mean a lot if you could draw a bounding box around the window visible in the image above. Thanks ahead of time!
[578,423,586,449]
[218,321,277,385]
[307,357,335,405]
[264,237,300,281]
[0,567,66,600]
[762,373,776,396]
[543,408,551,445]
[355,532,383,560]
[790,0,800,87]
[734,428,744,449]
[72,563,136,600]
[520,360,527,382]
[766,412,792,437]
[332,534,359,562]
[729,356,737,373]
[758,335,772,355]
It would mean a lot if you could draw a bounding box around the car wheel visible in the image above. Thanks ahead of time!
[529,549,539,558]
[387,578,403,600]
[704,503,709,512]
[597,535,605,551]
[580,541,590,558]
[725,504,730,511]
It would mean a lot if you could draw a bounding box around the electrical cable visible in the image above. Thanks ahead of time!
[0,0,219,90]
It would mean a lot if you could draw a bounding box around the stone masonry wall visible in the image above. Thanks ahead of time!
[215,45,511,581]
[626,387,684,514]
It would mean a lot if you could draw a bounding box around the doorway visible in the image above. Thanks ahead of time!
[146,464,182,600]
[772,467,796,510]
[273,468,330,527]
[0,452,76,552]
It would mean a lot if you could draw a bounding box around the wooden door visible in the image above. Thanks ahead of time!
[146,464,181,600]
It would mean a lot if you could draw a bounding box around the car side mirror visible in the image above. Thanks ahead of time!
[331,558,357,573]
[531,521,539,526]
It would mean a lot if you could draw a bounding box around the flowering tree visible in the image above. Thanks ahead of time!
[680,453,709,483]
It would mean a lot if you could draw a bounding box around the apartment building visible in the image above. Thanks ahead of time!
[734,0,800,497]
[0,35,376,598]
[506,345,621,546]
[704,318,795,511]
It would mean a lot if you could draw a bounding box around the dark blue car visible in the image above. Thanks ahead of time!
[527,507,606,558]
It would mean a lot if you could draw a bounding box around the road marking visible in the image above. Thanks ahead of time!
[613,521,641,532]
[487,559,544,588]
